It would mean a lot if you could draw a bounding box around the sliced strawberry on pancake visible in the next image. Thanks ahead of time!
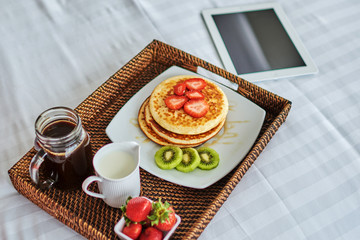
[174,82,186,95]
[184,99,209,118]
[185,90,204,100]
[164,95,188,110]
[184,78,207,91]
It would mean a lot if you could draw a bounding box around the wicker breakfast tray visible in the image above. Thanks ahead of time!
[8,40,291,239]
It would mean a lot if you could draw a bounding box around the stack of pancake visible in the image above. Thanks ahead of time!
[138,75,229,147]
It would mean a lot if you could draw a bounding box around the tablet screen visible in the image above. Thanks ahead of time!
[212,9,305,75]
[202,3,317,81]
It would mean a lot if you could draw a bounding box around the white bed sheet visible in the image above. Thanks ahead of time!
[1,0,359,239]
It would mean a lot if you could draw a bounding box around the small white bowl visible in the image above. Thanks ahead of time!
[114,198,181,240]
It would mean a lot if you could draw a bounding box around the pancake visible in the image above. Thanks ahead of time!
[149,75,228,135]
[137,98,199,148]
[144,101,225,146]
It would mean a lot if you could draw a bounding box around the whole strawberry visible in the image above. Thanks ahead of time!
[121,197,152,223]
[139,227,163,240]
[122,222,142,240]
[148,198,177,232]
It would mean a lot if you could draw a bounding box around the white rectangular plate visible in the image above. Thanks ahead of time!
[106,66,265,189]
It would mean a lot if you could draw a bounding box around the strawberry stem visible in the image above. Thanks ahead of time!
[147,198,173,226]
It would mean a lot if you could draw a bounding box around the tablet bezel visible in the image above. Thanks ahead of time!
[202,2,317,82]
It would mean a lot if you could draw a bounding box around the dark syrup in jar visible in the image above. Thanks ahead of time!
[42,120,75,138]
[42,120,93,190]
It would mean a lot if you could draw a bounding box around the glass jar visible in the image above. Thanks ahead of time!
[30,107,93,190]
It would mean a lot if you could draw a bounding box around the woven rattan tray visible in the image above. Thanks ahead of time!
[8,40,291,239]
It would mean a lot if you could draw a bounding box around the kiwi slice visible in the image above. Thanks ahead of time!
[176,148,201,172]
[154,146,183,169]
[197,147,220,170]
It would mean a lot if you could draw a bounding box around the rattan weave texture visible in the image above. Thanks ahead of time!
[8,40,291,239]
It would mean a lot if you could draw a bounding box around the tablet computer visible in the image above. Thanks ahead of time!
[202,2,317,82]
